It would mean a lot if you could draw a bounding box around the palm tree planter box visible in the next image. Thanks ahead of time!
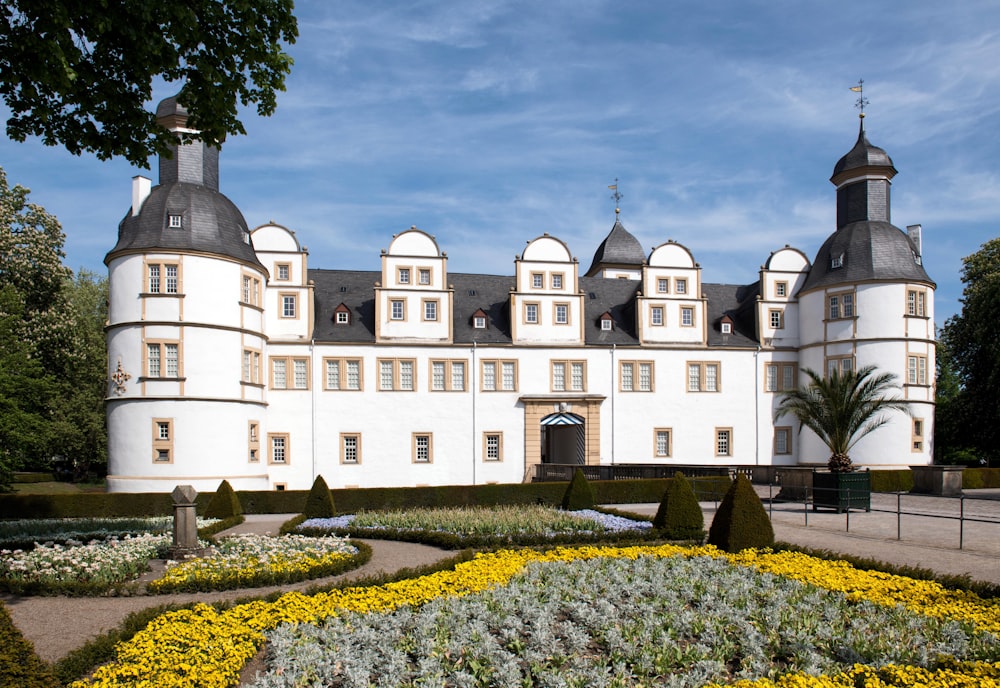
[812,469,871,512]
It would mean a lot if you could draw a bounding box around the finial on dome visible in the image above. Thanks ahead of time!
[850,78,868,124]
[608,178,623,219]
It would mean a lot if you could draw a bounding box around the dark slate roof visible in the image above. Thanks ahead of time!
[800,220,934,293]
[106,182,263,267]
[155,94,189,120]
[310,268,759,348]
[586,220,646,275]
[832,122,896,180]
[704,283,760,348]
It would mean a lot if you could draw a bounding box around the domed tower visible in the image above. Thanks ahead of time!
[585,216,645,279]
[794,116,936,468]
[105,95,271,492]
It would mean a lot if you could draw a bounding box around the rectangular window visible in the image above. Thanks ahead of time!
[423,299,438,321]
[152,418,173,462]
[551,273,563,290]
[657,278,669,294]
[828,291,855,320]
[336,311,349,324]
[293,359,308,389]
[147,343,160,377]
[390,299,405,321]
[555,303,569,325]
[843,293,854,318]
[272,358,286,388]
[687,361,721,392]
[168,214,183,229]
[907,354,928,385]
[242,349,261,384]
[281,294,297,318]
[715,428,732,457]
[775,281,787,297]
[148,264,160,293]
[828,295,840,320]
[769,309,783,329]
[651,306,664,326]
[551,360,585,392]
[680,306,694,327]
[826,356,854,377]
[271,357,309,389]
[248,421,260,463]
[378,358,416,391]
[654,428,672,457]
[482,360,517,391]
[620,361,653,392]
[269,433,289,464]
[524,303,539,324]
[276,263,290,281]
[146,342,180,378]
[912,418,924,452]
[398,267,410,284]
[484,432,502,461]
[241,274,260,305]
[419,269,431,285]
[413,433,432,463]
[774,427,791,455]
[532,273,544,289]
[675,278,687,294]
[324,358,363,390]
[165,265,178,294]
[907,290,926,317]
[765,363,797,392]
[341,433,361,464]
[429,359,466,391]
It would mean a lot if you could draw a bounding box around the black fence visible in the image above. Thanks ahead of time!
[532,463,731,482]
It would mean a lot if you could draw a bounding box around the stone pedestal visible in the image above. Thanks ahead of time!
[775,468,814,501]
[167,485,209,560]
[911,465,964,496]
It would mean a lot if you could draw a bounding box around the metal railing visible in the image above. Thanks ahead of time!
[532,463,730,482]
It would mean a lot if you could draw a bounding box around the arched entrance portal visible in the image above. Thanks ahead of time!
[540,412,585,465]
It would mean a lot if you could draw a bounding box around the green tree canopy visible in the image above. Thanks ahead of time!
[938,238,1000,465]
[0,0,298,166]
[775,365,908,472]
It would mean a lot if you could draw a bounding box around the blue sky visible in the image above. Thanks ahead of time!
[1,0,998,325]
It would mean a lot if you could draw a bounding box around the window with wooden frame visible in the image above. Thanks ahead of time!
[422,298,439,322]
[768,308,784,330]
[341,433,361,464]
[765,363,796,392]
[268,433,289,464]
[906,289,927,317]
[412,433,433,463]
[775,281,788,298]
[907,354,928,386]
[324,358,363,391]
[271,357,310,390]
[152,418,173,463]
[168,214,183,229]
[241,273,261,306]
[650,305,664,326]
[242,348,261,385]
[827,291,855,320]
[657,278,669,294]
[551,360,586,392]
[389,299,406,321]
[551,273,564,290]
[430,359,466,391]
[397,267,411,285]
[531,272,545,289]
[418,268,431,285]
[378,358,416,391]
[146,262,180,294]
[912,418,924,452]
[620,361,654,392]
[675,278,688,294]
[248,421,260,463]
[483,432,503,462]
[523,302,539,324]
[554,303,569,325]
[654,428,672,458]
[680,306,695,327]
[145,341,180,378]
[275,263,291,281]
[687,361,720,392]
[825,355,854,378]
[774,427,792,455]
[280,293,298,319]
[481,360,517,391]
[715,428,733,457]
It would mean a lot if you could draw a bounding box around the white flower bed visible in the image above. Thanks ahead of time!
[0,533,168,587]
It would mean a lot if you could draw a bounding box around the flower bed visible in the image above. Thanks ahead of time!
[71,545,1000,688]
[147,534,362,594]
[0,516,197,550]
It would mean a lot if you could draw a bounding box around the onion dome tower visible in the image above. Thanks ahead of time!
[105,94,271,493]
[795,107,936,469]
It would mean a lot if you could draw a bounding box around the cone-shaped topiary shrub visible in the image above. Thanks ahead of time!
[304,475,336,518]
[652,471,704,540]
[204,479,243,519]
[707,474,773,552]
[561,468,596,511]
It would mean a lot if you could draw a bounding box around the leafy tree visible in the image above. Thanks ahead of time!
[933,334,976,465]
[0,1,298,166]
[938,238,1000,467]
[775,365,908,472]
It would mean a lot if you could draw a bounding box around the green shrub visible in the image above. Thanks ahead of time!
[0,601,58,688]
[304,475,336,518]
[708,474,774,553]
[561,469,596,511]
[652,472,704,541]
[204,480,243,519]
[870,469,913,493]
[964,467,1000,489]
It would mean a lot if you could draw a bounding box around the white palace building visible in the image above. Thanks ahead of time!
[104,97,936,492]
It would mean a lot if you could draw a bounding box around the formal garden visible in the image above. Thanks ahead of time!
[0,471,997,687]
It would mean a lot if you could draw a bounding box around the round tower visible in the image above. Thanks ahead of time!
[795,117,936,468]
[105,95,271,492]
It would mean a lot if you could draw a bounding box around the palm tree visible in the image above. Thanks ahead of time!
[775,365,909,472]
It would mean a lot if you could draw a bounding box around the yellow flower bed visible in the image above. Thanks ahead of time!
[713,659,1000,687]
[72,544,999,688]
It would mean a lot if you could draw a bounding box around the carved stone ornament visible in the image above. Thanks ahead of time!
[110,358,131,395]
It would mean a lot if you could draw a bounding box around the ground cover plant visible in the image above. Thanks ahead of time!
[70,545,1000,688]
[0,516,184,549]
[296,504,654,548]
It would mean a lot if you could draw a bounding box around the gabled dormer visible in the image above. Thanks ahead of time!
[636,240,706,345]
[375,227,453,343]
[757,246,809,349]
[252,222,312,342]
[511,234,584,344]
[332,302,351,326]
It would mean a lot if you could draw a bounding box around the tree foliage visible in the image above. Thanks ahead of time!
[775,365,908,472]
[707,475,774,553]
[652,471,704,541]
[0,0,298,166]
[561,468,596,511]
[304,475,336,519]
[0,167,108,485]
[938,238,1000,466]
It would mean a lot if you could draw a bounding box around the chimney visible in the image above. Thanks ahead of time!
[906,224,923,256]
[132,176,151,216]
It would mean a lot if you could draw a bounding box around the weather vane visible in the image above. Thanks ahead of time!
[608,178,623,218]
[850,79,869,119]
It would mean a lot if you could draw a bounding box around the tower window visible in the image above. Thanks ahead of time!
[168,214,182,229]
